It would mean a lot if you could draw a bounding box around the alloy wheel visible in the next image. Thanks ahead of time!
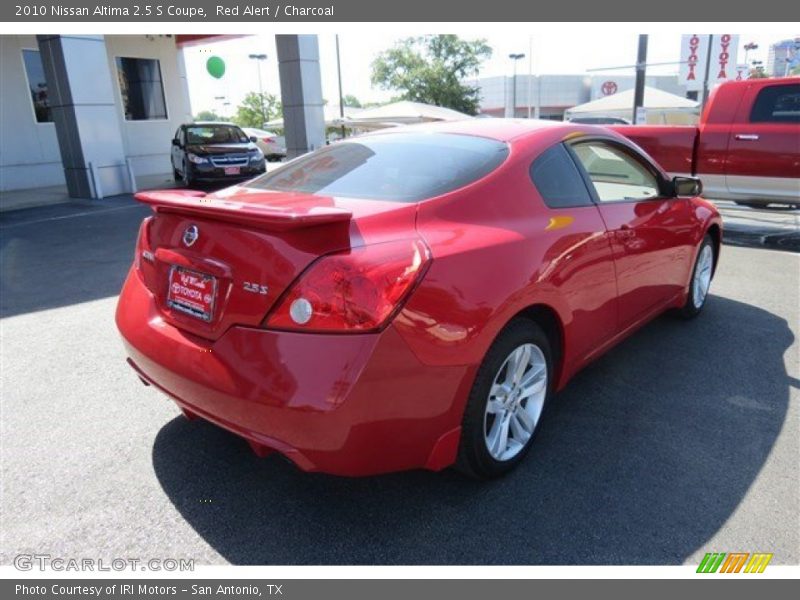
[483,343,548,461]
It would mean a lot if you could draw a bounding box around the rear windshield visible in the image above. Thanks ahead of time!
[247,133,509,202]
[186,125,249,145]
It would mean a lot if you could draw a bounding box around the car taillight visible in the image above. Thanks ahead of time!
[133,217,153,271]
[263,137,275,143]
[264,239,431,333]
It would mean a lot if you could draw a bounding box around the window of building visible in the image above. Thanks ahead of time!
[750,84,800,123]
[21,49,52,123]
[529,144,594,208]
[571,142,661,202]
[115,57,167,121]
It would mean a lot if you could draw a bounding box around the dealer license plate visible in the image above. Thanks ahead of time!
[167,266,217,322]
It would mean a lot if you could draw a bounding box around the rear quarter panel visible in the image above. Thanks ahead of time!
[397,129,620,396]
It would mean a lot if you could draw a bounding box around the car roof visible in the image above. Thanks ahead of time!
[187,121,240,127]
[364,118,594,143]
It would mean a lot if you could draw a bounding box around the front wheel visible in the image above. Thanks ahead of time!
[181,162,194,188]
[456,318,553,479]
[678,234,715,319]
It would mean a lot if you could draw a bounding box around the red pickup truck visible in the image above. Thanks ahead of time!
[613,77,799,207]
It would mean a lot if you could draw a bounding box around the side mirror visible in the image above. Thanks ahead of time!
[171,138,180,147]
[672,176,703,197]
[249,136,258,143]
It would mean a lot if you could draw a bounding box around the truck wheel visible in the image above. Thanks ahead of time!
[735,201,769,209]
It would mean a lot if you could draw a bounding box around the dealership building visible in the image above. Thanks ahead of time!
[1,33,692,210]
[0,34,326,209]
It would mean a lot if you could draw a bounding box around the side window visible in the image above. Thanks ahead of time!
[529,144,594,208]
[115,57,168,121]
[571,142,660,203]
[750,84,800,124]
[21,49,52,123]
[173,128,181,144]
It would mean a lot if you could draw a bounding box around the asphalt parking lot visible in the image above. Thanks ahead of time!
[1,196,798,566]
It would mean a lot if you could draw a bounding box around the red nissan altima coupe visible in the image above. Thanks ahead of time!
[116,120,722,478]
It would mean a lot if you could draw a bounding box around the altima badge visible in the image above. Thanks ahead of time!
[182,224,199,247]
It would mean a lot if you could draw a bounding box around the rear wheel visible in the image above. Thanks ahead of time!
[678,235,714,319]
[456,318,553,479]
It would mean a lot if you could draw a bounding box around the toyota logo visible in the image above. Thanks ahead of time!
[601,81,618,96]
[182,225,199,247]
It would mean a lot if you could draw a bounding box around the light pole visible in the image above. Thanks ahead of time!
[744,42,758,66]
[248,53,268,127]
[336,35,346,139]
[213,95,227,119]
[508,53,525,118]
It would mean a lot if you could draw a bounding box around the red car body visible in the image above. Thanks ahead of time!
[612,77,800,206]
[116,120,722,476]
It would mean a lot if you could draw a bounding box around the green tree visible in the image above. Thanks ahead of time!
[371,35,492,115]
[342,94,362,108]
[232,92,282,129]
[194,110,224,121]
[748,67,769,79]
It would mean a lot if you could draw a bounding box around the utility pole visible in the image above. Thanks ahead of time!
[701,35,714,109]
[509,53,525,118]
[248,53,268,127]
[527,37,533,119]
[633,34,648,124]
[336,35,346,139]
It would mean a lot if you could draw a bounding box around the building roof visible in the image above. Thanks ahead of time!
[264,104,365,129]
[341,100,473,128]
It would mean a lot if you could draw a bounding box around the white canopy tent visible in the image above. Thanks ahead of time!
[264,104,366,130]
[564,87,700,125]
[338,100,474,130]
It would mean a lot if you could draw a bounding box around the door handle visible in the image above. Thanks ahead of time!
[617,225,635,239]
[734,134,760,141]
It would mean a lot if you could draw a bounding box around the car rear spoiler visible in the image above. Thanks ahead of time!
[134,190,352,232]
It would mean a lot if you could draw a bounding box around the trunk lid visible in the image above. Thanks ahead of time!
[134,186,416,340]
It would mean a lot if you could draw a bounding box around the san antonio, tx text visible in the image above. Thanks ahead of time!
[16,584,282,596]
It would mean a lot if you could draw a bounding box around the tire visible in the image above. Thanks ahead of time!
[678,234,715,319]
[456,318,553,479]
[735,201,769,209]
[181,161,193,188]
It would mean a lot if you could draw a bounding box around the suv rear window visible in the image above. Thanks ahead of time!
[247,133,509,202]
[750,84,800,123]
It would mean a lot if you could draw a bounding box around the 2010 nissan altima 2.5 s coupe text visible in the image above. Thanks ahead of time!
[116,120,722,478]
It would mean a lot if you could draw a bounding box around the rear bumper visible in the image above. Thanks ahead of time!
[116,268,469,476]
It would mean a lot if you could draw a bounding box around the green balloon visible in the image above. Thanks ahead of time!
[206,56,225,79]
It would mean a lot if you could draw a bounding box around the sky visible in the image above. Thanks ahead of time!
[182,32,797,116]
